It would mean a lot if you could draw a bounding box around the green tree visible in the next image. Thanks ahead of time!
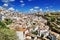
[50,16,56,22]
[41,34,44,38]
[0,21,6,28]
[5,19,12,25]
[32,31,38,35]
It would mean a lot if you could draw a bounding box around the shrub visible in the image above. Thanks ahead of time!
[32,31,38,35]
[0,28,18,40]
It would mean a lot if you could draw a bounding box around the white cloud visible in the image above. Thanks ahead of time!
[21,3,25,7]
[34,6,39,9]
[8,7,14,11]
[30,8,34,11]
[34,10,37,11]
[2,0,15,2]
[40,9,42,11]
[20,0,24,3]
[3,3,8,7]
[34,10,37,12]
[9,0,15,1]
[2,0,9,2]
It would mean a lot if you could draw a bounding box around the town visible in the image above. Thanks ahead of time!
[0,7,60,40]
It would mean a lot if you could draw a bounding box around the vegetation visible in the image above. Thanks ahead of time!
[0,20,18,40]
[0,21,6,28]
[44,12,60,34]
[57,18,60,25]
[32,31,38,35]
[57,21,60,25]
[0,28,18,40]
[50,12,60,15]
[44,14,49,17]
[41,34,44,38]
[48,22,60,33]
[45,16,56,22]
[50,16,56,22]
[4,19,12,25]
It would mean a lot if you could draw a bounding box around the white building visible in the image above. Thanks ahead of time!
[16,28,28,40]
[16,31,25,40]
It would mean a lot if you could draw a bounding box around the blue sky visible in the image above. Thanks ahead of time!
[0,0,60,13]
